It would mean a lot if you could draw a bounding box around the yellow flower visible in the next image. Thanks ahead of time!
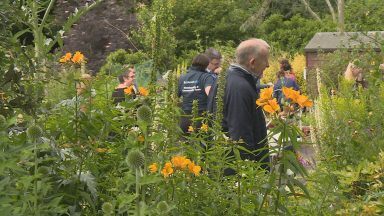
[296,95,313,108]
[149,163,158,173]
[137,135,145,142]
[59,52,72,63]
[282,87,300,103]
[138,87,149,96]
[192,165,201,176]
[171,156,191,170]
[256,87,274,106]
[188,162,201,176]
[161,162,174,177]
[71,51,85,64]
[124,85,134,95]
[260,87,273,100]
[200,123,208,132]
[95,148,109,153]
[188,126,194,133]
[263,98,280,114]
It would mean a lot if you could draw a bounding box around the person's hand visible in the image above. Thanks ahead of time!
[214,67,222,74]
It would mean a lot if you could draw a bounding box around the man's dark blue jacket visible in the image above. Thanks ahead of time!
[221,65,268,162]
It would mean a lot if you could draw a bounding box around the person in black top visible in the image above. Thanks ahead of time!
[112,65,136,104]
[222,38,270,168]
[178,54,214,133]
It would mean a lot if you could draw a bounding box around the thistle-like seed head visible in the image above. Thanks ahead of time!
[27,125,43,141]
[126,150,145,170]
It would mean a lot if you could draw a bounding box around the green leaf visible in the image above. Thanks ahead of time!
[139,175,162,186]
[233,147,241,161]
[117,194,137,214]
[12,29,32,41]
[290,178,311,198]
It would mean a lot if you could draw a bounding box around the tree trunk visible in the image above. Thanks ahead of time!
[240,0,273,31]
[337,0,345,33]
[325,0,336,23]
[299,0,322,22]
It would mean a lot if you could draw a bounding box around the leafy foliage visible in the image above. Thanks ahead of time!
[345,0,384,31]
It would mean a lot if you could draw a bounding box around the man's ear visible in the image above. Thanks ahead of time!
[249,58,256,66]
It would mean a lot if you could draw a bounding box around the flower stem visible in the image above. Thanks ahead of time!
[135,168,141,216]
[33,141,38,215]
[237,163,242,215]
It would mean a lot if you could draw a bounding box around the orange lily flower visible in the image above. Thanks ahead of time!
[138,87,149,96]
[263,98,280,114]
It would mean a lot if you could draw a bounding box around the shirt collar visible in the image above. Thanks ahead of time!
[230,63,259,79]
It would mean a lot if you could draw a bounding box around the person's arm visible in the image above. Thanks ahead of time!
[205,86,211,96]
[203,74,215,96]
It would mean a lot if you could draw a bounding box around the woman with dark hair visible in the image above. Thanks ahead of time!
[279,58,296,81]
[178,54,214,133]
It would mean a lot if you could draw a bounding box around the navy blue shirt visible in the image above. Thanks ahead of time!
[178,66,214,112]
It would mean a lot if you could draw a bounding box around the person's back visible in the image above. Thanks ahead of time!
[178,54,213,133]
[178,55,213,113]
[223,65,267,153]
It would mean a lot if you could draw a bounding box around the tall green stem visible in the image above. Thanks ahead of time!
[33,141,38,215]
[135,168,141,216]
[237,163,242,215]
[274,117,288,213]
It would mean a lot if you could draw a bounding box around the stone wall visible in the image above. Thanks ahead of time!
[54,0,138,74]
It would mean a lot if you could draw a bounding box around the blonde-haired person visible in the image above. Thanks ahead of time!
[344,62,367,88]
